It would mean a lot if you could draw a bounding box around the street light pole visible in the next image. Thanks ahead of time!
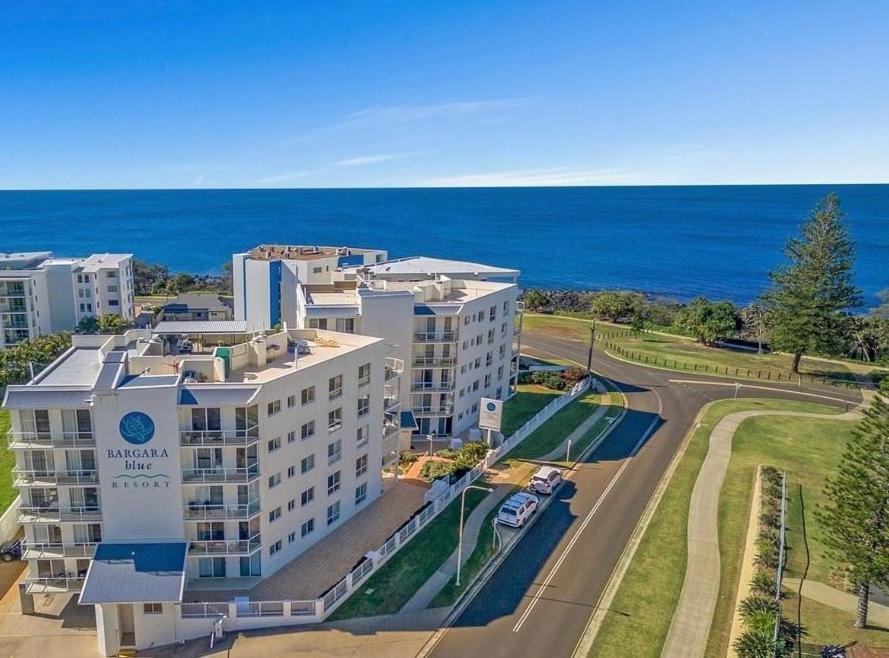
[586,320,596,374]
[456,484,494,586]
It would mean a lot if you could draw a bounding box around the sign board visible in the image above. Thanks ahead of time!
[479,397,503,431]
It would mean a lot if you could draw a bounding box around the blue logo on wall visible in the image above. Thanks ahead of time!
[486,402,497,412]
[119,412,155,445]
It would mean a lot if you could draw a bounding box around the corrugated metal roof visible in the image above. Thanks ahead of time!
[154,320,248,334]
[2,388,93,409]
[78,542,187,605]
[179,386,260,406]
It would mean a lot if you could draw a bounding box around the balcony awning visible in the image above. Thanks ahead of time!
[78,542,187,605]
[400,411,418,431]
[179,386,260,406]
[2,388,93,409]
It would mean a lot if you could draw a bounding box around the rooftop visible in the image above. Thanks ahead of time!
[79,542,187,605]
[76,253,132,272]
[346,256,520,279]
[245,244,383,262]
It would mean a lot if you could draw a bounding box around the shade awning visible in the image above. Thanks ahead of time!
[79,542,187,605]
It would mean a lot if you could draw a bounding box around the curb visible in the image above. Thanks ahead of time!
[416,375,628,658]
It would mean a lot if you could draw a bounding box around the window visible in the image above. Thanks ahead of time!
[488,328,495,344]
[287,499,295,511]
[301,421,315,440]
[269,507,281,523]
[474,357,481,368]
[308,318,328,329]
[287,430,296,444]
[501,322,508,336]
[143,603,163,615]
[355,483,368,505]
[288,532,296,544]
[357,393,370,417]
[301,519,315,537]
[356,454,368,478]
[328,440,342,465]
[503,300,510,313]
[301,455,315,474]
[335,318,355,333]
[267,437,281,453]
[287,394,296,408]
[301,386,316,405]
[328,408,342,432]
[327,471,341,495]
[268,473,281,489]
[473,380,480,391]
[301,487,314,506]
[312,266,323,274]
[464,316,470,326]
[327,501,341,525]
[267,400,281,416]
[358,363,371,386]
[269,540,283,556]
[198,557,226,578]
[287,465,296,478]
[484,374,491,387]
[107,285,119,293]
[328,375,343,400]
[356,424,369,447]
[490,305,497,321]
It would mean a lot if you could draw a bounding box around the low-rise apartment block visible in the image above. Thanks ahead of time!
[0,251,135,346]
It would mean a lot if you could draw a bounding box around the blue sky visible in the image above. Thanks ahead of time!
[1,1,888,189]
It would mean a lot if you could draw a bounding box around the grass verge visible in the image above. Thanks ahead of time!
[327,488,489,620]
[591,398,842,658]
[501,384,562,437]
[0,410,15,515]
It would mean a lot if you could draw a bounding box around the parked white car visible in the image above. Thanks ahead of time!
[509,491,539,513]
[529,465,563,495]
[497,492,539,528]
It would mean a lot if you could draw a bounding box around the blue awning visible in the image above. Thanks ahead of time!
[400,410,418,431]
[79,542,187,605]
[179,386,259,406]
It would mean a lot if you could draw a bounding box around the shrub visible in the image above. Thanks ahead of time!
[399,451,418,464]
[420,460,456,481]
[750,570,776,598]
[759,509,781,529]
[734,630,783,658]
[435,448,460,460]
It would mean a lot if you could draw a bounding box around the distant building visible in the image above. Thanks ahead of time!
[233,246,522,439]
[0,252,135,347]
[158,292,233,323]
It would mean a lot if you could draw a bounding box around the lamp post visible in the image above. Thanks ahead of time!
[456,484,494,586]
[586,320,596,374]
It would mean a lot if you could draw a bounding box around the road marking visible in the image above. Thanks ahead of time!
[511,387,663,634]
[667,379,854,404]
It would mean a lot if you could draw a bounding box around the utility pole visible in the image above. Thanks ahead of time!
[586,320,596,374]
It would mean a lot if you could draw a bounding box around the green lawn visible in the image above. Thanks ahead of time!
[501,384,562,437]
[502,390,600,465]
[705,412,889,655]
[523,313,873,388]
[0,410,16,515]
[327,488,489,620]
[591,398,842,658]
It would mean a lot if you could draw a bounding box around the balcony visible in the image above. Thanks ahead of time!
[21,542,97,559]
[18,506,102,524]
[25,576,85,594]
[413,404,455,418]
[411,381,455,393]
[13,468,99,487]
[188,534,261,556]
[181,464,259,484]
[411,356,457,368]
[8,430,95,449]
[413,330,459,343]
[179,427,259,447]
[184,500,260,520]
[384,357,404,381]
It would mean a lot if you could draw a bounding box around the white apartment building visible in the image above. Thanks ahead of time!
[233,247,523,439]
[0,251,135,346]
[3,325,400,654]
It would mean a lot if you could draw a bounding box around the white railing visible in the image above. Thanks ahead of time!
[7,431,95,448]
[18,506,101,523]
[21,541,97,558]
[187,534,261,556]
[179,427,259,446]
[181,465,259,484]
[25,576,85,593]
[170,377,591,643]
[183,500,260,520]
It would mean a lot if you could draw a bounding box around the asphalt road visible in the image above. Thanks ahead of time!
[426,329,859,658]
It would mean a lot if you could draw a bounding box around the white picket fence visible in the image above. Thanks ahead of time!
[172,377,592,641]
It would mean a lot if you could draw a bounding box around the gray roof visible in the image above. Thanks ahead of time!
[351,256,520,278]
[3,388,93,409]
[179,386,260,406]
[79,542,187,605]
[154,320,248,335]
[162,292,232,313]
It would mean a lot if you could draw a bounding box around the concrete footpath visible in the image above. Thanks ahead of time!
[784,578,889,630]
[661,405,863,658]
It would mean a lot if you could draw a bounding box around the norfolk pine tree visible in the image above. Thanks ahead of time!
[762,193,862,373]
[816,381,889,628]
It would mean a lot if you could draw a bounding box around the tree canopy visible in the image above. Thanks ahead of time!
[0,333,72,386]
[675,297,739,345]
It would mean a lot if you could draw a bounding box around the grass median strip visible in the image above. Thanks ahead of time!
[327,488,489,620]
[591,398,842,658]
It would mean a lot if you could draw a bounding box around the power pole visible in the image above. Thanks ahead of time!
[586,320,596,374]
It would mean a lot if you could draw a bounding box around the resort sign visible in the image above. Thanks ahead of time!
[479,398,503,432]
[110,411,171,489]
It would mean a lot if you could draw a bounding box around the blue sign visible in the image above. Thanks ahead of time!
[486,402,497,412]
[119,412,155,445]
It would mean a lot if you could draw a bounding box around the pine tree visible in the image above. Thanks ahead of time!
[816,384,889,628]
[762,193,862,373]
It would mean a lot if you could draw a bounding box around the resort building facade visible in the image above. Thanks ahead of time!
[0,252,135,346]
[3,325,400,653]
[232,246,523,439]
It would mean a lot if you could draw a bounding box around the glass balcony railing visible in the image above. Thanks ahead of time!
[21,542,98,559]
[412,330,459,343]
[179,426,259,446]
[18,505,101,523]
[25,576,85,594]
[7,430,95,448]
[183,499,260,520]
[411,356,457,368]
[188,534,261,556]
[181,464,259,484]
[13,468,99,486]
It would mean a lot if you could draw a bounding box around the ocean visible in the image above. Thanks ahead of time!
[0,185,886,306]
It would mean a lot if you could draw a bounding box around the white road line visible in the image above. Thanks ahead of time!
[667,379,854,404]
[511,386,663,633]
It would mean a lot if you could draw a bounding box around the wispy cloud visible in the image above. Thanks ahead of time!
[419,167,639,187]
[331,151,425,168]
[255,169,315,185]
[345,98,535,124]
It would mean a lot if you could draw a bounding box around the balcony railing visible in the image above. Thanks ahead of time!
[385,357,405,380]
[413,330,459,343]
[184,500,260,520]
[412,404,455,417]
[411,381,455,392]
[13,468,99,486]
[8,430,95,448]
[21,542,98,559]
[25,576,85,594]
[18,506,102,523]
[188,534,261,556]
[181,464,260,484]
[411,356,457,368]
[179,427,259,447]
